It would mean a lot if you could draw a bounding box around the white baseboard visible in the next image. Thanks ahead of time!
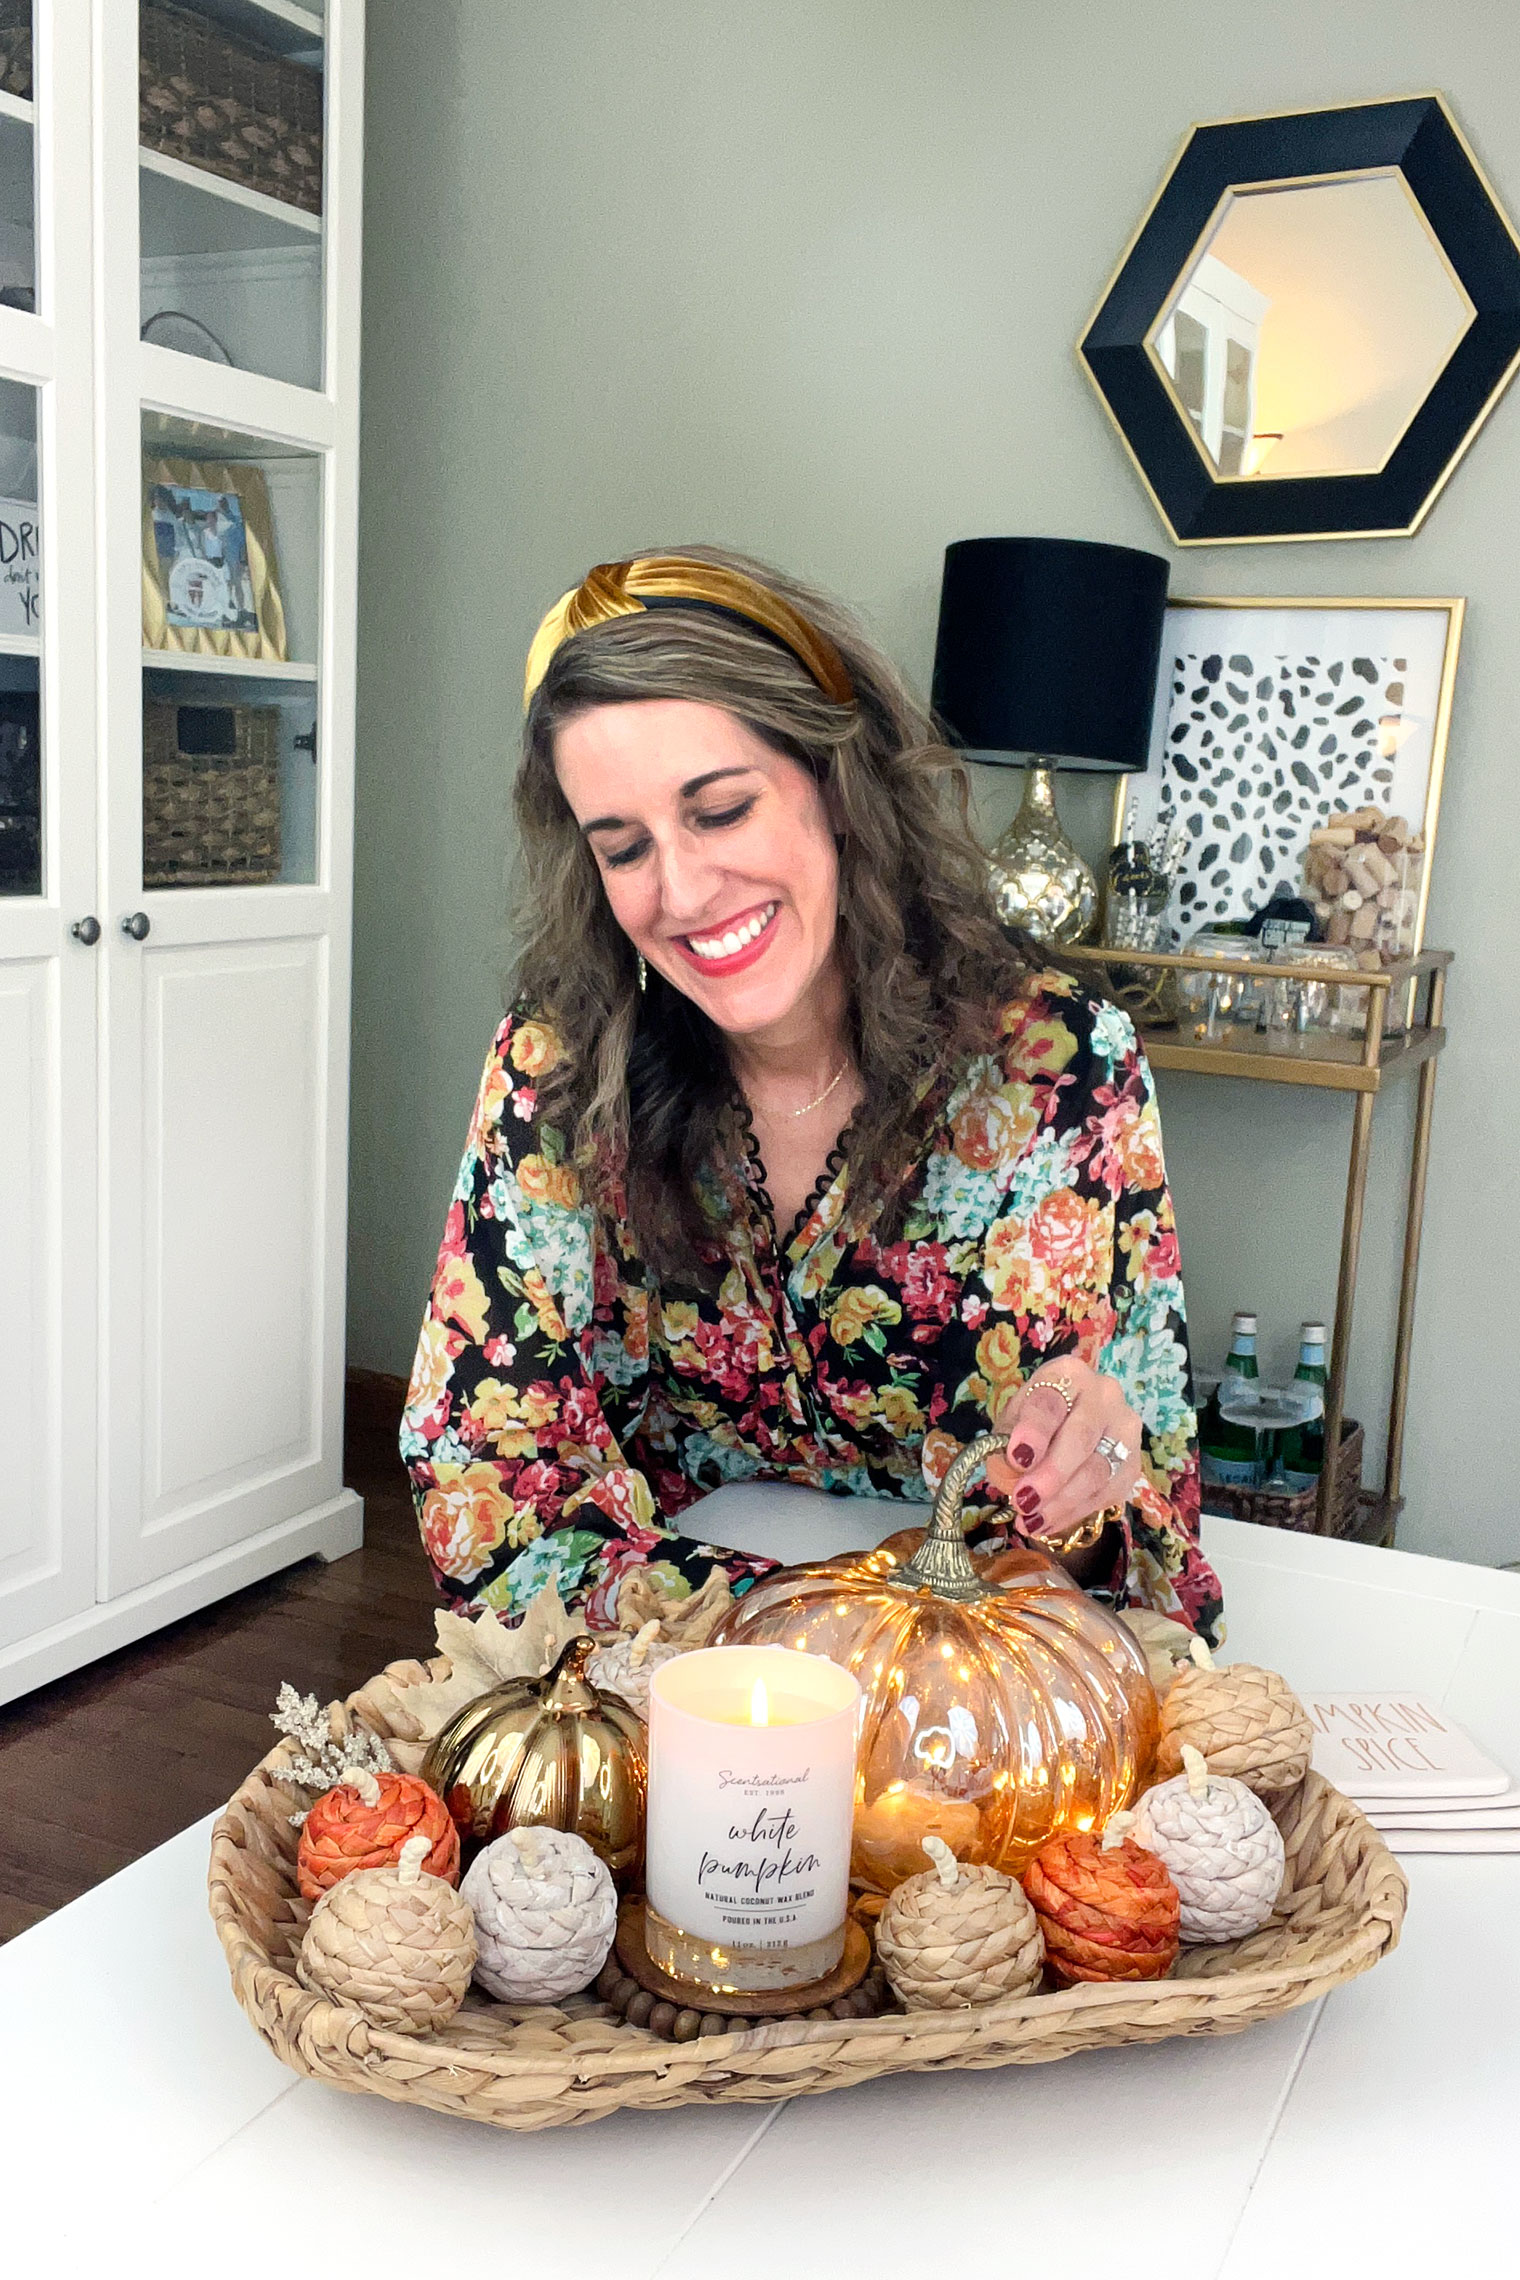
[0,1490,365,1709]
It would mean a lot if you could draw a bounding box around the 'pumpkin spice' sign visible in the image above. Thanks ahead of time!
[1306,1693,1511,1797]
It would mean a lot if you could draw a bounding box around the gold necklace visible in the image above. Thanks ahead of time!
[754,1060,850,1121]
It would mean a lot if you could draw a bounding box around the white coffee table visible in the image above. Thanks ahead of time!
[4,1517,1516,2277]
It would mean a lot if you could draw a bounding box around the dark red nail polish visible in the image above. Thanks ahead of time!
[1011,1442,1036,1468]
[1015,1484,1041,1515]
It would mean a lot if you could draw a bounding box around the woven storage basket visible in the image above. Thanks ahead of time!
[210,1658,1407,2134]
[1205,1420,1364,1538]
[143,698,281,887]
[0,0,31,102]
[140,0,323,216]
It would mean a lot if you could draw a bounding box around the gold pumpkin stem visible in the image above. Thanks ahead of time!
[900,1431,1004,1603]
[548,1633,603,1708]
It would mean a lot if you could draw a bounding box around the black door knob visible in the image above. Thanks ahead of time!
[70,915,102,945]
[121,911,151,941]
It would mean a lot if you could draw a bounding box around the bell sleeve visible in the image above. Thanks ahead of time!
[1073,1002,1223,1644]
[959,983,1223,1646]
[401,1013,777,1628]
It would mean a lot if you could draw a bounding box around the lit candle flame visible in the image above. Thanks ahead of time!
[750,1677,770,1727]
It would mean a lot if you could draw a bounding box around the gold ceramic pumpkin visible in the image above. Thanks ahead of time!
[421,1634,647,1885]
[709,1435,1159,1892]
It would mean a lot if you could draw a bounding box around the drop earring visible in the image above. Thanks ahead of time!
[637,954,648,993]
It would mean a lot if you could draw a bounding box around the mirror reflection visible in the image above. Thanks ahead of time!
[1150,172,1474,480]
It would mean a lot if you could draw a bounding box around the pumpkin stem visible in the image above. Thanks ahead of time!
[1100,1812,1136,1852]
[396,1833,431,1886]
[900,1431,1003,1604]
[922,1835,963,1890]
[1181,1743,1211,1800]
[1188,1635,1214,1672]
[547,1633,603,1709]
[628,1620,662,1669]
[347,1767,383,1808]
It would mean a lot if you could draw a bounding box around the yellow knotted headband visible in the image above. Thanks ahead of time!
[522,555,855,712]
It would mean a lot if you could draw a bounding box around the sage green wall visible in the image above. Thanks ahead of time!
[352,0,1520,1567]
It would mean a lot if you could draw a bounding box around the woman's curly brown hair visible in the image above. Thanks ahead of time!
[511,546,1030,1281]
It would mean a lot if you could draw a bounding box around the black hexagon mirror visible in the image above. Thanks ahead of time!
[1080,96,1520,543]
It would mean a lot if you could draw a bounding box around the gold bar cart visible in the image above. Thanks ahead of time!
[1066,943,1452,1544]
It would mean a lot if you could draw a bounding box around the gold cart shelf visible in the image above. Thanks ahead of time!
[1066,945,1453,1546]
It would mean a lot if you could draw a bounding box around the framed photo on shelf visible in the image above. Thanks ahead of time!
[1118,597,1464,955]
[141,455,288,663]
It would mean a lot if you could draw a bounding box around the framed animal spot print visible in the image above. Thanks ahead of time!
[1118,597,1463,954]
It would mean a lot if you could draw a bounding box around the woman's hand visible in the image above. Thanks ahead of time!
[986,1360,1144,1546]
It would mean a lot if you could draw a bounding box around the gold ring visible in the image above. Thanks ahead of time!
[1033,1373,1078,1417]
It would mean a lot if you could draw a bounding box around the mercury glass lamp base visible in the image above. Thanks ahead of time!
[989,764,1098,946]
[643,1901,847,1993]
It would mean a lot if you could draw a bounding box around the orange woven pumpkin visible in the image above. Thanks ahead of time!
[1024,1823,1180,1983]
[709,1434,1159,1892]
[297,1768,460,1902]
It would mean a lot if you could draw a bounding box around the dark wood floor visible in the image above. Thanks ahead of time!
[0,1409,436,1942]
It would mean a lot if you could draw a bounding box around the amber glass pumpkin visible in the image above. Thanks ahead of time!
[421,1634,647,1886]
[709,1435,1159,1892]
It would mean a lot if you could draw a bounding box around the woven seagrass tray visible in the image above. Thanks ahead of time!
[209,1660,1408,2135]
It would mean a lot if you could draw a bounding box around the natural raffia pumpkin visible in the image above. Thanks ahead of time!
[877,1835,1045,2009]
[297,1833,476,2034]
[1024,1820,1180,1983]
[421,1634,647,1884]
[1157,1639,1313,1798]
[709,1433,1159,1891]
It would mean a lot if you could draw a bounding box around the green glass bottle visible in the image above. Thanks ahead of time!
[1199,1312,1263,1488]
[1278,1322,1328,1491]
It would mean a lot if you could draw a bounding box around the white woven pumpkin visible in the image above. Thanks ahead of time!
[1131,1744,1285,1944]
[461,1825,618,2002]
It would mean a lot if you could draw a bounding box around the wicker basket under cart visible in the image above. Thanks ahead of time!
[1205,1421,1365,1538]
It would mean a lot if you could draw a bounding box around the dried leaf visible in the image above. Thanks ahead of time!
[616,1563,731,1647]
[370,1586,588,1757]
[1115,1607,1199,1694]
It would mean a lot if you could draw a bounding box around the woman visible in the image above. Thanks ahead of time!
[402,549,1223,1644]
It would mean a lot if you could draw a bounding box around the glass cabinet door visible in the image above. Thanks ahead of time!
[0,374,38,896]
[138,1,325,390]
[140,409,321,887]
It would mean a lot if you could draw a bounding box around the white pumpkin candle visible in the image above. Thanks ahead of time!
[645,1645,860,1993]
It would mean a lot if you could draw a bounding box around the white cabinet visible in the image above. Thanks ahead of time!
[0,1,364,1705]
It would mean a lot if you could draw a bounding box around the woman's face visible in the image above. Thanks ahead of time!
[554,700,841,1039]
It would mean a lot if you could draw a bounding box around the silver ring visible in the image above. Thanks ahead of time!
[1095,1433,1130,1478]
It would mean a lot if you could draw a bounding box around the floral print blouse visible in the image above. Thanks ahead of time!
[402,972,1224,1645]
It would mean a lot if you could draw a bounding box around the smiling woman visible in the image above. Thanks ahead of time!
[401,548,1223,1645]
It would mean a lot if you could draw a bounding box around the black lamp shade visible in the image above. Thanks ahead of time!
[931,536,1169,771]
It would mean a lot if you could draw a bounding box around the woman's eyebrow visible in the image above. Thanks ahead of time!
[580,767,758,836]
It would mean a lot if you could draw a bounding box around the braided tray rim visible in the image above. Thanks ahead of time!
[208,1655,1408,2134]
